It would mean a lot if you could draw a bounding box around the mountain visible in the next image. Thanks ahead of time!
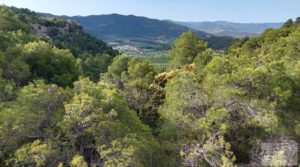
[0,5,118,86]
[6,7,118,57]
[61,14,234,51]
[176,21,283,38]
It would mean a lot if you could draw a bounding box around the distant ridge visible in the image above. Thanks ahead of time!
[175,21,283,38]
[65,14,228,50]
[41,13,235,51]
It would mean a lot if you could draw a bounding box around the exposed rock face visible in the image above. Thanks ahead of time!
[30,22,48,36]
[29,19,82,39]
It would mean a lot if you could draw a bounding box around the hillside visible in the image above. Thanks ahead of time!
[1,4,300,167]
[176,21,283,38]
[12,8,118,57]
[0,6,118,86]
[63,14,234,51]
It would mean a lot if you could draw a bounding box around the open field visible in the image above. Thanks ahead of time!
[128,50,169,72]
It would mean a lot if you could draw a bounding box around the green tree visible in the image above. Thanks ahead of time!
[22,41,81,87]
[100,135,157,167]
[0,47,31,86]
[168,30,207,70]
[121,58,159,129]
[82,53,112,82]
[70,154,88,167]
[103,55,130,88]
[158,69,235,166]
[105,57,160,129]
[0,71,16,101]
[8,140,59,167]
[0,80,69,165]
[61,78,161,166]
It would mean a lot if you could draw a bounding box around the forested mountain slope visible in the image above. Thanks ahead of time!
[64,14,235,50]
[0,5,160,166]
[161,18,300,166]
[0,6,118,86]
[11,7,117,57]
[1,5,300,167]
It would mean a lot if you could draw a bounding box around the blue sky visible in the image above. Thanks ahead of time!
[0,0,299,23]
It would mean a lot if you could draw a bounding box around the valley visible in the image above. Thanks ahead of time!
[0,2,299,167]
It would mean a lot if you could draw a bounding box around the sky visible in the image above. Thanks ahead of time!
[0,0,299,23]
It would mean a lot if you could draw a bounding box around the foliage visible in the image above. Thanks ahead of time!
[60,78,160,166]
[70,154,88,167]
[22,41,81,87]
[158,18,300,166]
[0,5,300,167]
[8,140,59,167]
[168,30,207,70]
[81,53,113,82]
[0,5,117,87]
[104,56,161,129]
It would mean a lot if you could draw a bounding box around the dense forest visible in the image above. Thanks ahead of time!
[1,5,300,167]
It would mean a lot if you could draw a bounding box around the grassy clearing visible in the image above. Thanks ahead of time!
[125,50,169,72]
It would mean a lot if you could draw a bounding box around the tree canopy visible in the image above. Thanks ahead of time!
[0,5,300,167]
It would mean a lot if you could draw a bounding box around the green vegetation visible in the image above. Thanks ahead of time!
[168,30,208,70]
[0,6,116,87]
[1,5,300,167]
[66,14,235,51]
[129,51,169,72]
